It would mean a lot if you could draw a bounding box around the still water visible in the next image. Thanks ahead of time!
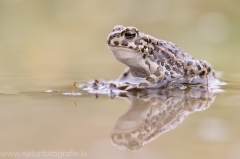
[1,0,240,159]
[1,73,240,159]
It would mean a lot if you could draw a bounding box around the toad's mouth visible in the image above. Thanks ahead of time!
[108,44,139,52]
[108,45,139,57]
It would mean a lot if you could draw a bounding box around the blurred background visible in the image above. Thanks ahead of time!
[0,1,240,159]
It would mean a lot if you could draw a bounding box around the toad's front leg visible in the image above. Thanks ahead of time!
[139,74,166,88]
[126,67,165,90]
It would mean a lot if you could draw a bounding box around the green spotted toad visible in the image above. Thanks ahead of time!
[107,25,215,89]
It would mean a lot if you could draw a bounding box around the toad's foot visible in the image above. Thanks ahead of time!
[125,74,166,91]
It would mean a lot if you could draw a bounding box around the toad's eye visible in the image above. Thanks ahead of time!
[124,31,136,39]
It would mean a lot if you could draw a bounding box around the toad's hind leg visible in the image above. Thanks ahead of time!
[184,60,212,85]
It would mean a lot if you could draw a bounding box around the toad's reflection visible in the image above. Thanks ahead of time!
[110,87,216,151]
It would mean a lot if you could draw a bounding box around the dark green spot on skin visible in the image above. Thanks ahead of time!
[207,67,211,73]
[169,60,174,65]
[176,61,181,68]
[165,64,171,71]
[173,67,181,74]
[187,61,193,66]
[199,71,206,76]
[121,40,128,46]
[163,52,170,59]
[143,54,146,59]
[161,61,164,66]
[154,67,161,76]
[116,33,121,37]
[200,60,207,68]
[146,77,155,83]
[114,41,119,46]
[165,72,169,76]
[153,54,157,60]
[109,83,116,88]
[149,55,155,62]
[197,65,201,71]
[145,61,150,71]
[184,69,188,74]
[158,41,163,46]
[174,50,178,55]
[153,44,159,52]
[134,39,140,46]
[149,50,153,55]
[171,44,176,49]
[123,72,128,77]
[147,64,152,72]
[142,37,148,43]
[190,69,195,75]
[139,83,149,87]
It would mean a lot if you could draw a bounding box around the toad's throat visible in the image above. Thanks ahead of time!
[108,46,150,77]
